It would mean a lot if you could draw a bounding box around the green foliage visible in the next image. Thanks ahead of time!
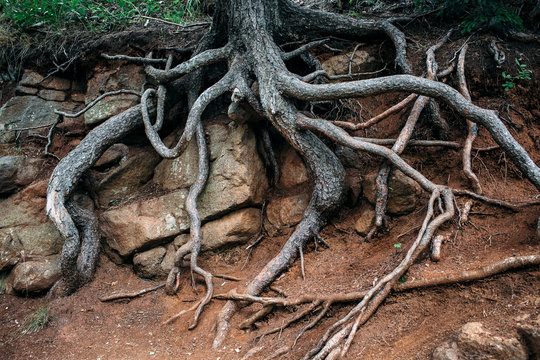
[0,0,202,32]
[414,0,525,33]
[393,243,402,248]
[22,305,51,334]
[502,59,533,91]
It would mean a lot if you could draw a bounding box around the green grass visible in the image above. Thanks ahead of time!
[414,0,525,34]
[21,305,51,334]
[0,0,203,33]
[502,59,533,92]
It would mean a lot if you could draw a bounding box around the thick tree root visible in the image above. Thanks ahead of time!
[46,105,148,295]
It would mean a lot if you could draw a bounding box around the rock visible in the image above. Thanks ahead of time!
[131,210,260,278]
[363,169,422,215]
[153,135,199,190]
[433,340,460,360]
[84,64,145,125]
[345,168,363,206]
[102,122,268,257]
[160,243,176,274]
[93,143,129,170]
[100,190,190,257]
[278,146,309,188]
[200,208,261,251]
[40,76,71,91]
[10,257,61,294]
[0,96,79,143]
[456,322,527,360]
[0,189,62,271]
[96,148,160,206]
[515,315,540,358]
[173,234,189,249]
[18,70,43,87]
[38,89,67,102]
[354,205,375,235]
[265,193,310,235]
[15,85,38,95]
[536,217,540,240]
[196,122,269,218]
[154,122,269,217]
[321,50,377,77]
[133,247,167,279]
[71,93,85,103]
[0,155,44,196]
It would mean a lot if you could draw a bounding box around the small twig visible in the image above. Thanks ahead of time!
[332,93,417,130]
[214,273,241,282]
[163,300,201,325]
[138,15,210,28]
[99,283,165,302]
[453,189,540,211]
[44,117,61,159]
[239,305,274,329]
[55,90,141,118]
[102,53,167,64]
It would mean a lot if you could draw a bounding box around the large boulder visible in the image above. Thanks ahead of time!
[134,208,260,279]
[0,96,79,142]
[100,189,190,257]
[198,207,261,251]
[154,122,269,217]
[433,322,527,360]
[321,50,377,77]
[0,155,44,196]
[84,64,145,125]
[265,193,310,235]
[363,169,422,215]
[95,147,161,206]
[100,121,268,257]
[278,146,309,188]
[0,183,62,271]
[9,257,61,294]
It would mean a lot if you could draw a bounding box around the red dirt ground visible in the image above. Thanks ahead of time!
[1,25,539,360]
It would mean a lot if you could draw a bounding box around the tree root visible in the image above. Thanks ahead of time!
[458,45,482,194]
[165,122,213,330]
[216,254,540,307]
[368,30,452,241]
[99,284,165,302]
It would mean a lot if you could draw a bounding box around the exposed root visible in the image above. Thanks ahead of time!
[165,122,213,330]
[54,89,141,118]
[458,45,482,194]
[99,284,165,302]
[368,30,452,240]
[163,300,202,325]
[459,199,474,225]
[239,304,274,329]
[215,255,540,306]
[47,105,151,295]
[453,188,540,211]
[332,93,418,131]
[305,189,454,359]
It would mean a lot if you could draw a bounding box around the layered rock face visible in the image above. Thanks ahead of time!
[0,62,425,291]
